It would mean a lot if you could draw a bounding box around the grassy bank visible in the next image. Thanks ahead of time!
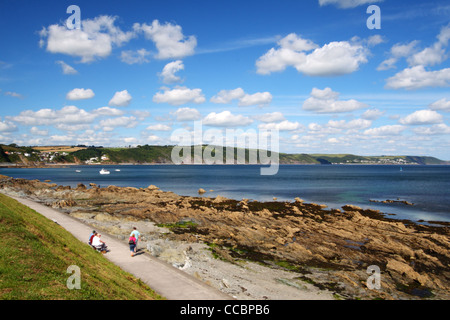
[0,193,163,300]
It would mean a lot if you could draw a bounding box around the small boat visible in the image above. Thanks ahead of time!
[99,168,110,175]
[115,169,121,172]
[75,170,81,173]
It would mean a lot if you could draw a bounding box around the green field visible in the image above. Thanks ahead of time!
[0,193,164,300]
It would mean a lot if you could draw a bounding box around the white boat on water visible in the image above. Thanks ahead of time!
[75,170,81,173]
[99,168,110,175]
[115,169,121,172]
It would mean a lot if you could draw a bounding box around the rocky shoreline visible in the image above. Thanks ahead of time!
[0,175,449,300]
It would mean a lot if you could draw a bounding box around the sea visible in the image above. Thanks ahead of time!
[1,164,449,224]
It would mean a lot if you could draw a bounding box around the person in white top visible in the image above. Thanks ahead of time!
[92,234,107,251]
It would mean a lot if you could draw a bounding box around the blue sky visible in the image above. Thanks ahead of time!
[0,0,449,159]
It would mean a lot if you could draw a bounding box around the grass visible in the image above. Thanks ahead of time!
[0,193,164,300]
[32,146,87,153]
[156,220,199,234]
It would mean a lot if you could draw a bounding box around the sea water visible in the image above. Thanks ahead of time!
[1,164,449,224]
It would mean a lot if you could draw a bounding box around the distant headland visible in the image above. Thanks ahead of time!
[0,143,448,167]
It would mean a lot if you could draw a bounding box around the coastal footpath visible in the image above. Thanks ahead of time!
[0,175,449,300]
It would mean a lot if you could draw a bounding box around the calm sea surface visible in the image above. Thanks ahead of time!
[1,165,449,224]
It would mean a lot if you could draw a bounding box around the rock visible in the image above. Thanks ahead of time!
[70,212,95,219]
[52,199,76,208]
[76,183,86,190]
[213,195,227,203]
[147,185,159,191]
[198,188,206,194]
[222,279,230,288]
[294,197,304,203]
[342,204,363,212]
[273,197,277,201]
[55,185,71,191]
[94,213,119,222]
[147,244,163,257]
[386,259,431,286]
[292,206,303,215]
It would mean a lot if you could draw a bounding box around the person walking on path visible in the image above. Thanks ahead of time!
[129,234,137,257]
[130,227,141,253]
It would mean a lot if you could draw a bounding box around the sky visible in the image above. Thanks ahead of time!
[0,0,449,160]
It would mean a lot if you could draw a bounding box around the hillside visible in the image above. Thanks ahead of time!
[0,144,448,166]
[0,192,163,300]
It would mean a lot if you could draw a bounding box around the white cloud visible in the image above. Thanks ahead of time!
[93,106,124,116]
[123,137,138,144]
[30,127,48,136]
[49,135,73,143]
[302,87,369,113]
[109,90,132,107]
[58,106,98,124]
[145,134,162,143]
[120,49,151,64]
[298,41,368,76]
[364,125,406,136]
[153,86,205,106]
[307,118,371,136]
[256,33,368,76]
[385,65,450,90]
[56,60,78,75]
[254,112,285,123]
[399,109,444,125]
[377,41,419,71]
[171,107,202,121]
[429,98,450,112]
[66,88,95,100]
[361,108,385,120]
[408,44,446,67]
[0,120,17,132]
[40,15,135,63]
[210,88,272,107]
[327,119,372,130]
[379,26,450,71]
[408,25,450,67]
[134,20,197,59]
[258,120,301,131]
[146,124,172,131]
[327,137,339,144]
[99,116,138,131]
[210,88,245,104]
[203,111,253,127]
[318,0,383,9]
[412,123,450,135]
[10,106,97,126]
[366,35,385,47]
[239,92,273,107]
[159,60,184,84]
[3,91,23,99]
[382,26,450,90]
